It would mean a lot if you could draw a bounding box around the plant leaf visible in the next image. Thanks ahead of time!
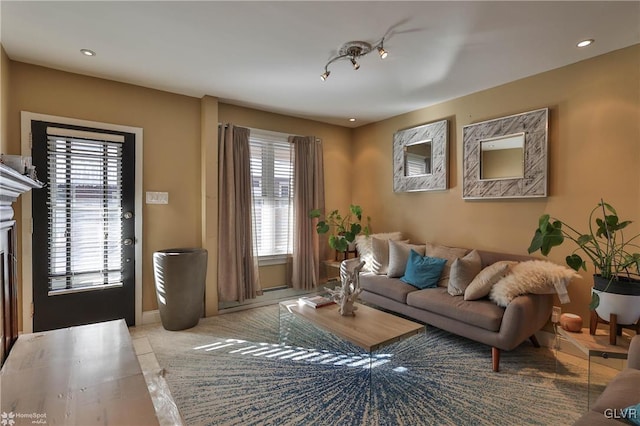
[601,201,617,215]
[350,205,362,221]
[616,220,632,230]
[333,236,348,252]
[528,230,544,254]
[576,234,593,246]
[540,227,564,256]
[316,221,329,234]
[589,292,600,310]
[538,214,550,233]
[566,254,585,271]
[350,223,361,236]
[309,209,321,218]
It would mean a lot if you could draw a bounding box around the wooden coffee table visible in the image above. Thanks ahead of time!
[279,299,424,352]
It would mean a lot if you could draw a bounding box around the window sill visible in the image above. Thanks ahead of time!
[258,255,290,266]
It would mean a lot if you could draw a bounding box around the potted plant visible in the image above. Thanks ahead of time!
[308,204,371,253]
[528,199,640,326]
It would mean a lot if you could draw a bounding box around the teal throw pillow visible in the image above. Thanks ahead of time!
[400,250,447,289]
[623,403,640,425]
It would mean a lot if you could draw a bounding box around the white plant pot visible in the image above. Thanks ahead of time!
[593,289,640,325]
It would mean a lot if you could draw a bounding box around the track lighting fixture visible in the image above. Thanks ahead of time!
[320,39,388,81]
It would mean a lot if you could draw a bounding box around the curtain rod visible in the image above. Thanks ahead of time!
[218,123,321,142]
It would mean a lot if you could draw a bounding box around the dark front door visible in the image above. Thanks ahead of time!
[31,120,136,332]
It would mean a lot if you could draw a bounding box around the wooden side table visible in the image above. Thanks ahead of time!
[323,260,342,282]
[557,326,634,408]
[590,311,640,344]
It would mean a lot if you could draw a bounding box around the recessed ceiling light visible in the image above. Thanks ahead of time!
[577,39,594,48]
[349,118,356,122]
[80,49,96,56]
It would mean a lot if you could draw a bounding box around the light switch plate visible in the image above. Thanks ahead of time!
[146,191,169,204]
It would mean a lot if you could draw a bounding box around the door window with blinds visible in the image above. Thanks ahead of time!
[249,129,294,262]
[46,127,124,293]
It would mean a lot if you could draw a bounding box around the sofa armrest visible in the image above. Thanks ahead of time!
[496,293,553,351]
[628,336,640,370]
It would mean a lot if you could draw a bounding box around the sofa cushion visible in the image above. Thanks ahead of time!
[406,287,505,331]
[359,272,417,304]
[401,250,447,289]
[425,242,468,287]
[591,369,640,414]
[448,249,482,296]
[387,240,427,278]
[371,237,409,275]
[356,232,403,272]
[464,261,516,301]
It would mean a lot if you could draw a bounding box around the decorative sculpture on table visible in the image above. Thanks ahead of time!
[326,261,365,316]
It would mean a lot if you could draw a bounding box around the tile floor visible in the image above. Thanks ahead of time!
[129,326,184,426]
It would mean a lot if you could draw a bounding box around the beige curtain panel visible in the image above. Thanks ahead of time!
[218,124,261,302]
[290,136,325,290]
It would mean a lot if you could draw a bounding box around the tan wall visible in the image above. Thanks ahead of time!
[218,103,353,287]
[6,62,353,325]
[352,45,640,321]
[1,45,9,154]
[9,62,203,318]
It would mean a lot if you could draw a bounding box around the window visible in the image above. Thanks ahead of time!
[46,128,125,292]
[249,129,294,260]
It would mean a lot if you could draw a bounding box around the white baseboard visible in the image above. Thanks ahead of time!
[142,310,161,325]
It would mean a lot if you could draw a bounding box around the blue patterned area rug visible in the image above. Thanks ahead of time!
[145,304,590,426]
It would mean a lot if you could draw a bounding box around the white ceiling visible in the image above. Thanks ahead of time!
[1,1,639,127]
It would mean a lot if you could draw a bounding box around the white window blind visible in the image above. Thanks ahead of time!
[46,128,124,292]
[249,129,294,258]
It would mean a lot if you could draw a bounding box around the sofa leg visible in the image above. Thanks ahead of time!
[529,334,541,348]
[492,347,500,372]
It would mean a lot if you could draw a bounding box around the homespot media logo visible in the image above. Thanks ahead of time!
[604,407,637,421]
[1,412,47,425]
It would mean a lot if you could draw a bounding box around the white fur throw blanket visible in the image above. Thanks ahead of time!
[490,260,580,307]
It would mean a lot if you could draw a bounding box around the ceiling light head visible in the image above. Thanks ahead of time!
[577,39,594,48]
[320,38,389,81]
[80,48,96,56]
[349,118,356,122]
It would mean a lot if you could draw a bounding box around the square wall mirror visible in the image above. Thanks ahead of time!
[393,119,448,192]
[463,108,548,199]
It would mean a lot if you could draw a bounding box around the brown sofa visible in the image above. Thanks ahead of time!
[574,335,640,425]
[343,249,553,372]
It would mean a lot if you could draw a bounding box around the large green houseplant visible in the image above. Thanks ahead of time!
[528,200,640,323]
[309,204,371,253]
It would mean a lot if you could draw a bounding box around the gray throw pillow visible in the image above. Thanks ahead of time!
[424,242,468,287]
[387,240,426,278]
[447,249,482,296]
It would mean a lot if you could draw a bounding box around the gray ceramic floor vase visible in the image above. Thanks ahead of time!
[153,248,208,331]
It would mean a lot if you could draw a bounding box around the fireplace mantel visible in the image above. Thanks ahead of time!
[0,163,43,222]
[0,162,42,365]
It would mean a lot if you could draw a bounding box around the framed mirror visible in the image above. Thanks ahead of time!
[393,119,448,192]
[462,108,548,199]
